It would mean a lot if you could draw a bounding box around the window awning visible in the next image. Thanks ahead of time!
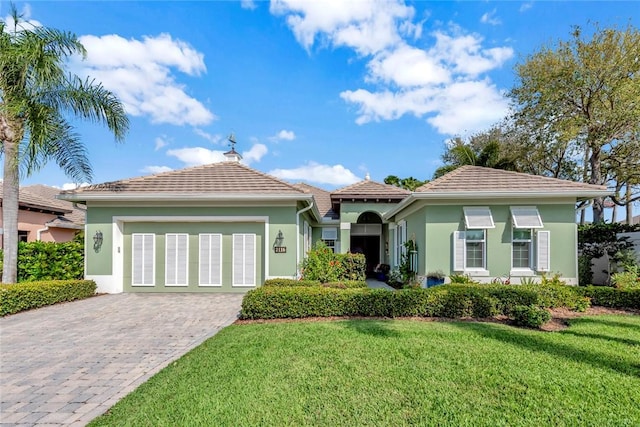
[510,206,544,228]
[463,207,495,229]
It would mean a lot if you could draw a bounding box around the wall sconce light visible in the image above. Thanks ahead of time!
[93,230,103,253]
[275,230,284,247]
[273,230,286,253]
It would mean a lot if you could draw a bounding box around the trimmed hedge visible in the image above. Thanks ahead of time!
[240,284,583,320]
[512,305,552,328]
[578,286,640,309]
[262,278,367,289]
[0,280,96,316]
[1,241,84,282]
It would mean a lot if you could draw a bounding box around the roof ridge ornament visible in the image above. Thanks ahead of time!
[224,133,243,162]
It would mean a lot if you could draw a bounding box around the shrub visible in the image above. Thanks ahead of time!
[263,278,321,287]
[300,242,366,282]
[611,265,640,289]
[512,305,551,328]
[521,283,591,312]
[0,280,96,316]
[578,286,640,309]
[449,274,479,285]
[338,253,366,281]
[321,280,368,289]
[14,241,84,282]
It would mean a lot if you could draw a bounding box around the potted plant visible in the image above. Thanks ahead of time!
[426,270,445,287]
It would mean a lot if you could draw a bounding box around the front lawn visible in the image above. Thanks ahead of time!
[91,315,640,426]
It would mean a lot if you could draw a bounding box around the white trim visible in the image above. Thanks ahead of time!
[510,206,544,228]
[199,233,223,287]
[463,207,495,229]
[114,215,269,223]
[131,233,155,287]
[511,228,533,270]
[340,222,351,230]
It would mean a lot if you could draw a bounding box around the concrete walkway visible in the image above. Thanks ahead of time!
[365,278,395,290]
[0,293,243,426]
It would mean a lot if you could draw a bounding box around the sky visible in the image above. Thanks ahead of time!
[3,0,639,194]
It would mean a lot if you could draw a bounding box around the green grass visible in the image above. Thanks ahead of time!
[91,315,640,426]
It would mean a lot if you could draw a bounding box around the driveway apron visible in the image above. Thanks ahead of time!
[0,293,242,426]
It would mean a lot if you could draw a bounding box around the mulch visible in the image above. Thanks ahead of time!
[235,307,640,331]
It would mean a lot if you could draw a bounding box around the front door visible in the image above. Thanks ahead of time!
[350,235,380,277]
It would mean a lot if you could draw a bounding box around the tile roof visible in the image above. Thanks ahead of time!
[0,186,71,215]
[332,179,410,200]
[24,185,86,225]
[62,161,307,196]
[294,183,338,219]
[416,166,609,193]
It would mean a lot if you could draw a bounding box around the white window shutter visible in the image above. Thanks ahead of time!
[233,234,244,285]
[511,206,544,228]
[199,234,222,286]
[245,234,256,286]
[133,234,155,286]
[165,234,188,286]
[537,231,551,272]
[453,231,465,271]
[463,207,495,229]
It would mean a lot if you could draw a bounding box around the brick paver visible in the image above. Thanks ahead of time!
[0,293,242,426]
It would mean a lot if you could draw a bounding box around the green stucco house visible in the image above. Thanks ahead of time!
[59,149,609,293]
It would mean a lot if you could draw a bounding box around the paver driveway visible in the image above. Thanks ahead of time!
[0,293,243,426]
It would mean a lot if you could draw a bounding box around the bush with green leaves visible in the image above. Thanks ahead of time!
[0,280,96,316]
[3,241,84,283]
[262,278,366,289]
[578,286,640,309]
[521,283,591,312]
[611,265,640,289]
[511,305,551,328]
[240,283,590,320]
[300,242,365,282]
[448,274,479,285]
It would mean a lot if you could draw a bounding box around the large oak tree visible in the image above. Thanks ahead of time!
[509,24,640,222]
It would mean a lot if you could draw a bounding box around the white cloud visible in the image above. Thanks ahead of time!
[520,2,534,12]
[270,0,418,56]
[269,129,296,141]
[154,136,169,151]
[272,2,513,136]
[72,33,215,126]
[193,128,223,144]
[480,9,501,26]
[166,147,227,167]
[166,143,267,167]
[242,143,268,165]
[141,165,173,174]
[2,4,42,31]
[269,162,360,186]
[241,0,257,10]
[341,78,509,135]
[366,44,450,87]
[61,182,90,190]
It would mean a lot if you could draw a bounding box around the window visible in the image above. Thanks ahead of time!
[453,230,487,271]
[132,233,155,286]
[303,222,312,257]
[512,229,532,269]
[18,230,28,242]
[199,234,222,286]
[322,228,337,253]
[465,230,485,269]
[233,233,256,286]
[165,233,189,286]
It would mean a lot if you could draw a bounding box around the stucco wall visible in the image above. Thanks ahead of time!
[399,202,578,283]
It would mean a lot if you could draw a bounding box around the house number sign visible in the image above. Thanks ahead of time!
[274,247,287,253]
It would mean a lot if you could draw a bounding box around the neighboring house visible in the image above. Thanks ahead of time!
[0,185,84,248]
[60,152,609,293]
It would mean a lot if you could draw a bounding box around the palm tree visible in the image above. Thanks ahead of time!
[0,7,129,283]
[433,133,518,179]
